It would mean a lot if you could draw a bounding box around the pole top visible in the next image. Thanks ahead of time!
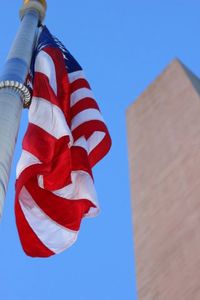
[20,0,47,23]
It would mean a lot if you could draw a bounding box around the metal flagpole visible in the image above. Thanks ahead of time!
[0,0,47,219]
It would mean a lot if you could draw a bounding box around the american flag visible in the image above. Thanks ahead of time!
[15,26,111,257]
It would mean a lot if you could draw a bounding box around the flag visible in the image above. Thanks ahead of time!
[15,26,111,258]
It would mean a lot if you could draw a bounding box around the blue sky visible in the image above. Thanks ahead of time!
[0,1,200,299]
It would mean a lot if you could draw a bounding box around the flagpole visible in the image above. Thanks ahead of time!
[0,0,47,219]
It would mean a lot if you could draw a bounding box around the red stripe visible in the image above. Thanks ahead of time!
[23,123,61,163]
[44,48,70,121]
[22,123,93,186]
[71,146,93,177]
[23,123,72,190]
[70,78,90,94]
[16,147,93,195]
[72,120,109,141]
[34,48,71,123]
[16,164,43,195]
[70,98,100,119]
[33,73,57,103]
[72,121,112,167]
[16,157,95,233]
[25,178,95,231]
[15,198,54,258]
[89,132,112,167]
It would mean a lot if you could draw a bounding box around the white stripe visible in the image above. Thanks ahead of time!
[52,171,99,215]
[19,187,78,254]
[16,150,42,179]
[29,97,73,145]
[68,70,85,83]
[35,50,57,95]
[70,88,95,107]
[73,136,89,152]
[71,108,104,131]
[87,131,106,154]
[38,175,44,189]
[73,133,105,155]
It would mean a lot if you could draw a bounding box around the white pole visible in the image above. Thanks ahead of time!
[0,0,47,219]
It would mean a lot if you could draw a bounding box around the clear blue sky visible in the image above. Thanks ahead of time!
[0,1,200,299]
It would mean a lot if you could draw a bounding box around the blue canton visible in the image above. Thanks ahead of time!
[31,26,82,75]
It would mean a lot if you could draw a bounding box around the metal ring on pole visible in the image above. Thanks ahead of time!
[20,0,47,23]
[0,81,31,108]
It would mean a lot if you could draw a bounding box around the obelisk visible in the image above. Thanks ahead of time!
[127,59,200,299]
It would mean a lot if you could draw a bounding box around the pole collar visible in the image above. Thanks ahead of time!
[20,0,47,23]
[0,81,31,108]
